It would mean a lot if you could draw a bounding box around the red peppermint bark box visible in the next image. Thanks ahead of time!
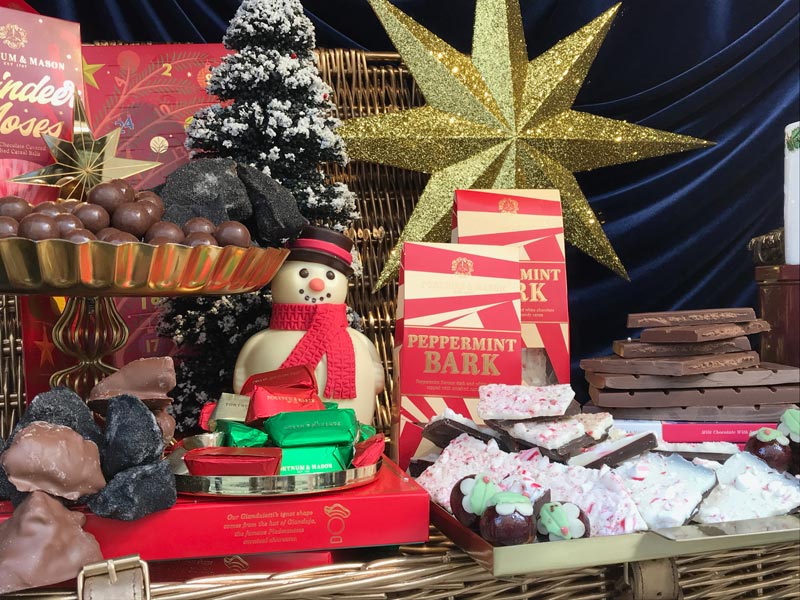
[452,189,570,385]
[393,242,522,469]
[0,458,429,560]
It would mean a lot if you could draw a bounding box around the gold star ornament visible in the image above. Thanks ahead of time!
[10,95,160,200]
[339,0,713,288]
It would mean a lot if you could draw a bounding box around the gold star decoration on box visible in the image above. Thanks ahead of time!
[82,56,104,89]
[339,0,713,288]
[10,95,160,200]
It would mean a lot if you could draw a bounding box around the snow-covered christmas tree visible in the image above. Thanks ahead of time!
[159,0,358,432]
[186,0,356,224]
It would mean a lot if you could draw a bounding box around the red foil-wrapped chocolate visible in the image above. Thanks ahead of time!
[351,433,385,468]
[183,447,282,476]
[242,365,324,427]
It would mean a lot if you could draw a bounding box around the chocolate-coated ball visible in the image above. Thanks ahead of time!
[451,475,480,529]
[183,217,216,237]
[147,236,181,246]
[479,506,535,547]
[18,213,59,240]
[184,232,217,247]
[32,201,65,217]
[0,196,32,220]
[145,221,184,244]
[135,191,164,210]
[112,203,153,238]
[110,179,136,203]
[214,221,251,247]
[744,430,793,472]
[73,204,110,233]
[137,199,164,222]
[96,227,121,242]
[64,228,97,243]
[58,199,81,214]
[87,182,126,215]
[0,216,18,238]
[105,231,139,244]
[55,213,82,236]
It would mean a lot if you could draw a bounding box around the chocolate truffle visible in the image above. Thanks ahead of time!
[185,232,217,247]
[0,216,18,238]
[32,201,65,217]
[17,213,58,240]
[478,492,535,546]
[96,227,121,241]
[58,199,81,214]
[0,196,31,220]
[136,192,165,220]
[536,501,591,542]
[450,474,500,529]
[54,213,82,236]
[101,394,164,478]
[89,356,176,413]
[215,220,252,247]
[183,216,216,236]
[145,220,184,244]
[105,230,139,244]
[744,427,793,472]
[73,203,110,233]
[0,491,103,594]
[112,202,153,238]
[0,421,106,500]
[110,178,136,203]
[64,228,97,243]
[87,181,126,214]
[137,199,162,222]
[777,408,800,475]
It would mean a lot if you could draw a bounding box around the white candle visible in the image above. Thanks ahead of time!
[785,121,800,265]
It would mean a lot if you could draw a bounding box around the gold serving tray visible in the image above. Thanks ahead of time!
[431,503,800,576]
[0,237,289,296]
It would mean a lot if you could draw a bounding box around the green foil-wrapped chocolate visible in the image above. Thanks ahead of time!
[265,409,357,448]
[358,423,377,442]
[279,445,353,475]
[216,420,268,447]
[323,401,339,410]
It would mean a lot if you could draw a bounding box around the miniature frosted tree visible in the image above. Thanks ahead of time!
[186,0,356,225]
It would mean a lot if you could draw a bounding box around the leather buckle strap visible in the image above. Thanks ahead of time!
[77,555,150,600]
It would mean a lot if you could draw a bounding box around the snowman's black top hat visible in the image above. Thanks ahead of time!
[287,226,354,277]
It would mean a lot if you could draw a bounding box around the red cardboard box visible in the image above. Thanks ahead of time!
[453,189,570,385]
[393,242,522,469]
[147,551,333,581]
[0,458,429,561]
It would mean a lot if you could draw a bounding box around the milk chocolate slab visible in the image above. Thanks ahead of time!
[583,401,796,422]
[627,308,756,328]
[580,351,759,376]
[590,383,800,408]
[612,337,751,358]
[586,363,800,391]
[639,321,770,343]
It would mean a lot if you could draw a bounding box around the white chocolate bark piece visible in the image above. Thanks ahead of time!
[614,453,716,529]
[573,412,614,440]
[568,432,657,468]
[694,452,800,523]
[478,384,575,420]
[506,418,586,450]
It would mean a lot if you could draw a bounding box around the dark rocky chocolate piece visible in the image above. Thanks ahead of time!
[160,158,247,224]
[627,308,757,329]
[183,216,216,236]
[163,202,228,227]
[237,163,306,246]
[0,491,103,594]
[612,336,751,358]
[101,394,164,478]
[112,202,153,238]
[579,351,760,376]
[744,427,793,472]
[17,213,58,240]
[87,181,127,215]
[54,213,82,236]
[89,357,175,413]
[64,228,97,243]
[87,460,176,521]
[0,216,18,238]
[185,232,217,247]
[145,221,185,244]
[639,321,770,343]
[0,196,32,220]
[215,220,251,247]
[0,421,105,500]
[109,178,136,203]
[478,492,535,546]
[73,203,110,233]
[32,201,65,217]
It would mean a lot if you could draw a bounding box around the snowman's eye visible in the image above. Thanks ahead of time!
[326,271,335,280]
[299,268,309,278]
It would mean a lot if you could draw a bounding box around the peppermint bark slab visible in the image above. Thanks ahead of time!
[627,308,756,328]
[588,383,800,407]
[580,351,759,376]
[477,384,576,420]
[612,336,751,358]
[639,320,770,343]
[567,432,657,469]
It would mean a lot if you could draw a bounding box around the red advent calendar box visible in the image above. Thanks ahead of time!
[453,189,570,385]
[393,242,522,469]
[0,7,81,203]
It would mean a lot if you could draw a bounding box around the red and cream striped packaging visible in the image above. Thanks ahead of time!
[393,242,522,469]
[452,189,570,386]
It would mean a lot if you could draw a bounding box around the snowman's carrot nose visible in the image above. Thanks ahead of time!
[309,278,325,292]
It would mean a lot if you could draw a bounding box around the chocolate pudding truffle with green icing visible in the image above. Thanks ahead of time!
[479,492,535,546]
[450,474,500,529]
[744,427,792,472]
[777,408,800,475]
[536,501,590,542]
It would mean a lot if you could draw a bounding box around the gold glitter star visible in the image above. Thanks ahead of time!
[339,0,713,288]
[10,95,160,200]
[82,55,104,90]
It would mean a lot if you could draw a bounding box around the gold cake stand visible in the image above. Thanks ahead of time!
[0,238,288,397]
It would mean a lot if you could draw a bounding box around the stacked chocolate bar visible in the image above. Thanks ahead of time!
[580,308,800,443]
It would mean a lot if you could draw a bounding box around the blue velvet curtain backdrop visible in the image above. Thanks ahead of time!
[28,0,800,390]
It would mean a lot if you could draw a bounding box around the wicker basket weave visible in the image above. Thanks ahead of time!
[0,49,798,600]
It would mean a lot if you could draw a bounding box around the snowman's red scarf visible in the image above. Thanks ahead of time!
[270,303,356,399]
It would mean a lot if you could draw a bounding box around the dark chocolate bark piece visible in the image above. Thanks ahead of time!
[567,432,658,469]
[422,419,498,448]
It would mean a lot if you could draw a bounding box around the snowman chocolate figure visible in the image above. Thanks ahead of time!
[234,227,384,424]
